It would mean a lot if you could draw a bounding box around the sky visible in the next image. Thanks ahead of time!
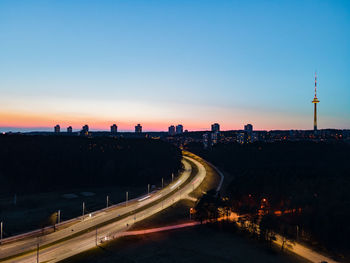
[0,0,349,132]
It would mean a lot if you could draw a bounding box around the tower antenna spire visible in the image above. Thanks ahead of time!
[314,72,317,98]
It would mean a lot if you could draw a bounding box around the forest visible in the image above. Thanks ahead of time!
[188,141,350,253]
[0,135,182,194]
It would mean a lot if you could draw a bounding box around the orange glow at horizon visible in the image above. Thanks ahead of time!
[0,103,332,132]
[0,111,229,131]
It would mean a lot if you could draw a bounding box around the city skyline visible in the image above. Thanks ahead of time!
[0,2,349,262]
[0,1,349,132]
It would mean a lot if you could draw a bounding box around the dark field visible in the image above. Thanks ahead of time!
[0,185,145,236]
[62,224,307,263]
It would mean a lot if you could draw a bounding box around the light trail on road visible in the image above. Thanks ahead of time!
[137,195,151,202]
[0,156,206,263]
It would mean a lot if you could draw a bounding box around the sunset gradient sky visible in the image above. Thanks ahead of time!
[0,0,349,132]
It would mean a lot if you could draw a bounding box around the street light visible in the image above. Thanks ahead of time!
[57,210,61,224]
[148,184,150,194]
[126,191,128,206]
[106,195,109,208]
[172,173,174,182]
[95,227,98,246]
[162,178,164,189]
[36,238,39,263]
[0,221,3,245]
[190,208,194,220]
[82,202,85,218]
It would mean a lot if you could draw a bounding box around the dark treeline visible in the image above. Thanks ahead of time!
[0,135,182,194]
[187,141,350,252]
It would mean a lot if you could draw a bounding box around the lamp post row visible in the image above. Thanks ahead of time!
[0,172,176,246]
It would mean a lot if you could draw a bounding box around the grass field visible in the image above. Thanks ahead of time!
[0,185,146,236]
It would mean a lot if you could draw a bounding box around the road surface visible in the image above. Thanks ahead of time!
[0,155,207,263]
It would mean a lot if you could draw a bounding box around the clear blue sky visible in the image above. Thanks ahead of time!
[0,0,349,131]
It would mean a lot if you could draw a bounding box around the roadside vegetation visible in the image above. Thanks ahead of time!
[0,135,182,194]
[187,141,350,260]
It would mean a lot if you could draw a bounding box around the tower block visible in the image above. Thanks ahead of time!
[312,72,320,131]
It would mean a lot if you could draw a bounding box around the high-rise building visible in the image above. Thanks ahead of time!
[168,125,175,136]
[67,126,72,133]
[81,124,89,136]
[243,124,253,143]
[82,125,89,132]
[54,125,60,133]
[211,123,220,133]
[135,124,142,133]
[312,72,320,132]
[176,124,183,134]
[244,124,253,133]
[111,124,118,134]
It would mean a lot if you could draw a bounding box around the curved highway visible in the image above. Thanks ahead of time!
[0,155,207,263]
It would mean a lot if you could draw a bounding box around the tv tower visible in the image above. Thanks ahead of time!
[312,72,320,132]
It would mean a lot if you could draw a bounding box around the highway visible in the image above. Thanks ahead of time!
[0,155,207,263]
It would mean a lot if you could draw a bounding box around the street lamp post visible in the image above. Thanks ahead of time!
[0,221,3,245]
[148,184,150,194]
[36,238,39,263]
[58,210,61,224]
[106,195,109,208]
[126,191,128,206]
[162,178,164,189]
[82,202,85,218]
[95,227,98,246]
[296,225,299,241]
[172,173,174,182]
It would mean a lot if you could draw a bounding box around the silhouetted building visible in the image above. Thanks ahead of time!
[81,124,89,136]
[168,125,175,136]
[67,126,72,133]
[176,124,183,134]
[111,124,118,134]
[244,124,253,133]
[54,125,60,133]
[211,123,220,133]
[135,124,142,133]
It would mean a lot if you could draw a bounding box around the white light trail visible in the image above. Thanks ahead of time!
[138,195,151,202]
[170,180,182,189]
